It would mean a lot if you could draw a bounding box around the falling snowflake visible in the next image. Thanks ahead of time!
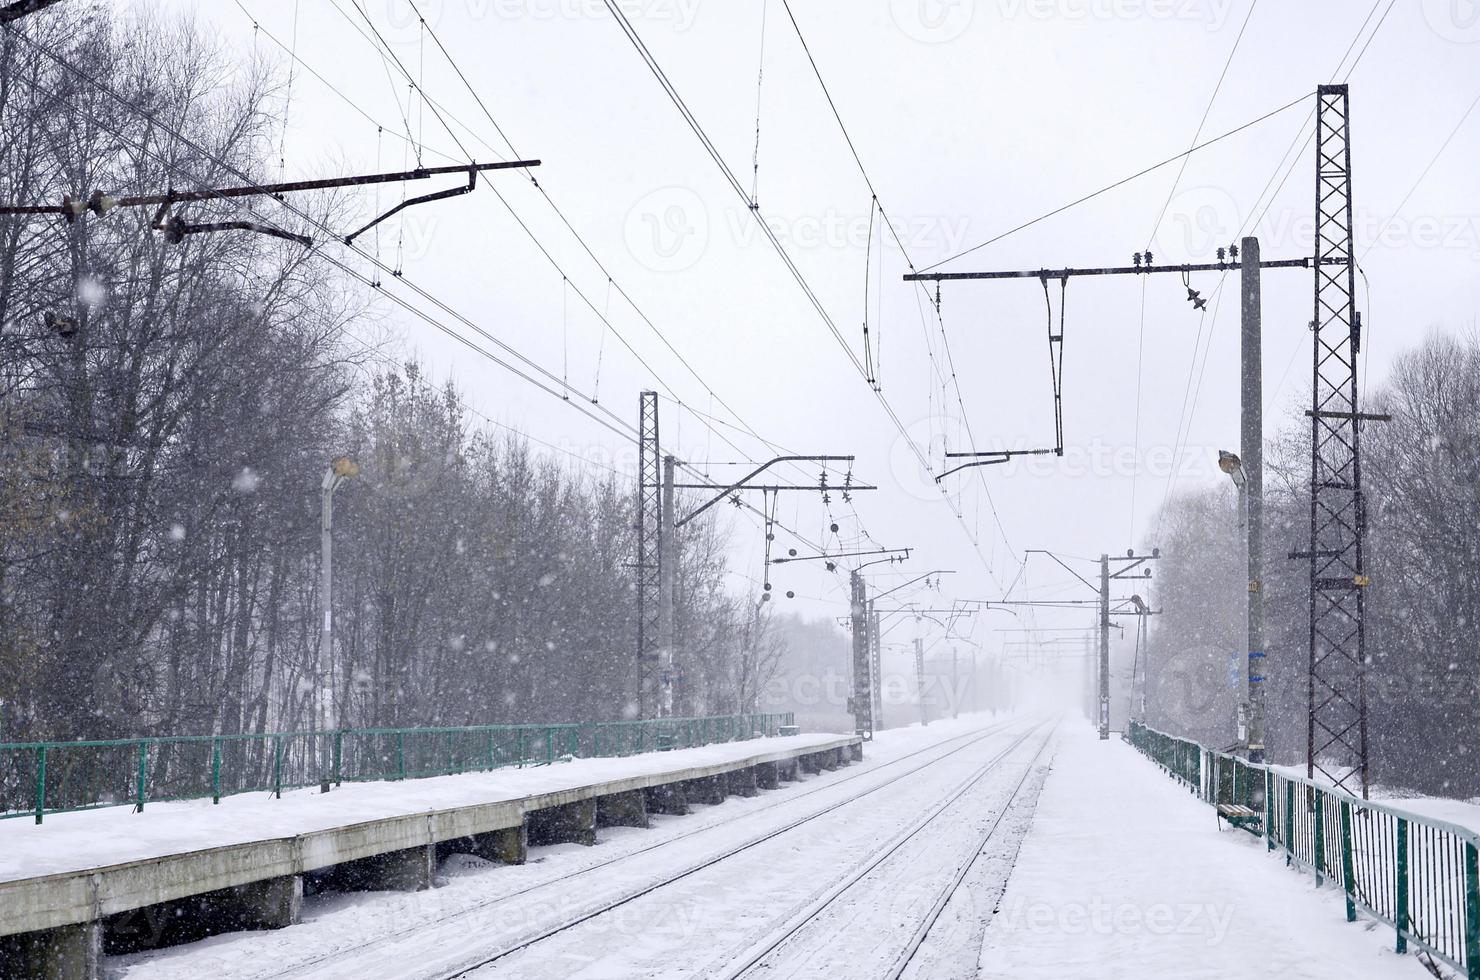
[233,467,261,493]
[75,275,108,312]
[169,524,186,541]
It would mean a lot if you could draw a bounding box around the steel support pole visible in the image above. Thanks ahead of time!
[869,603,882,729]
[636,393,661,716]
[1099,555,1111,739]
[659,455,677,718]
[915,637,928,727]
[1242,236,1267,763]
[850,572,872,738]
[317,472,336,793]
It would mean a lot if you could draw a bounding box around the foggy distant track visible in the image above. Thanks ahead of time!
[257,717,1026,980]
[712,721,1056,979]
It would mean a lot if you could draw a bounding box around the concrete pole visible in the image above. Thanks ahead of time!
[849,572,871,737]
[1241,236,1267,763]
[318,470,336,793]
[914,637,928,726]
[1099,554,1110,740]
[869,603,882,729]
[659,456,677,718]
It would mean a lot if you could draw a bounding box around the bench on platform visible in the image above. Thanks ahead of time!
[1216,802,1262,833]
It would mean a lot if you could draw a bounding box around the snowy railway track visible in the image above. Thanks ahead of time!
[716,719,1056,979]
[430,718,1036,979]
[254,718,1026,980]
[439,719,1055,980]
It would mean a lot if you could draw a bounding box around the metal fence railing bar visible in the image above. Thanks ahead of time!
[1128,722,1480,979]
[1,712,796,826]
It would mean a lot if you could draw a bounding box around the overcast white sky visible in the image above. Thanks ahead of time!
[112,0,1480,674]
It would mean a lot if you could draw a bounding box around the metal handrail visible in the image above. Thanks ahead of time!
[0,712,795,825]
[1129,722,1480,978]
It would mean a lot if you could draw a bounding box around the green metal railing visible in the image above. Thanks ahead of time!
[0,712,794,825]
[1129,722,1480,979]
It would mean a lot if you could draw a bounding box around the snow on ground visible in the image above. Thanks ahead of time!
[978,723,1426,980]
[0,731,854,883]
[113,713,1027,979]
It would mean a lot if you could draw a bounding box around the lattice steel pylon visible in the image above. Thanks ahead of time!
[636,391,663,716]
[1307,84,1369,797]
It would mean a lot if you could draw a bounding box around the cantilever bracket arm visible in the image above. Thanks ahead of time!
[935,447,1061,483]
[1023,549,1100,595]
[151,199,311,247]
[770,546,908,566]
[675,455,857,528]
[345,166,476,245]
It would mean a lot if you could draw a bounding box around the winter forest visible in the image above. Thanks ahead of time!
[2,3,1477,807]
[1143,330,1480,797]
[0,8,825,746]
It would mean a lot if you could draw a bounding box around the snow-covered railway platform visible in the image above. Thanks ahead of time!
[978,725,1424,979]
[0,732,860,979]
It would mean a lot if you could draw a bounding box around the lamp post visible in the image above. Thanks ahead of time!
[318,456,358,792]
[1219,448,1265,764]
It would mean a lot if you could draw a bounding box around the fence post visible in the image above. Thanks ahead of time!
[1313,790,1326,888]
[1264,770,1274,851]
[211,739,222,805]
[1395,817,1409,955]
[396,731,406,780]
[273,735,282,799]
[135,741,148,812]
[1285,781,1296,866]
[33,745,46,825]
[333,730,343,787]
[1465,841,1480,980]
[1339,800,1357,922]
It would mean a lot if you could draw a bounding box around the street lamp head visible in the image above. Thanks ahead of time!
[332,456,360,479]
[1217,450,1246,488]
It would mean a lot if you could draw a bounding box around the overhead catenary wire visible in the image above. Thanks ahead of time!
[1143,0,1260,252]
[1146,0,1398,539]
[301,0,841,511]
[920,92,1312,274]
[10,30,841,566]
[599,0,1009,589]
[778,0,1016,570]
[373,0,839,498]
